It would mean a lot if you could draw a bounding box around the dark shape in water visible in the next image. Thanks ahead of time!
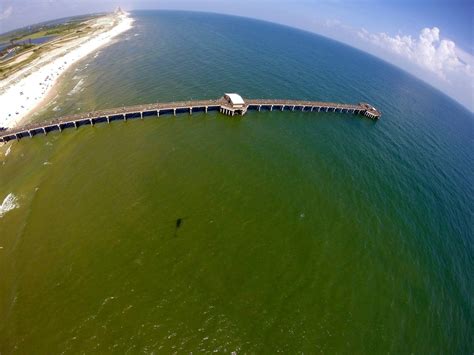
[174,218,183,237]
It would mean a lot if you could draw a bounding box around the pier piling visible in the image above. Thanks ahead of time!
[0,94,381,143]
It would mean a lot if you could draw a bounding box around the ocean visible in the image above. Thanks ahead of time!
[0,10,472,353]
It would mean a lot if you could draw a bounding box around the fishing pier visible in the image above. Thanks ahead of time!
[0,94,381,143]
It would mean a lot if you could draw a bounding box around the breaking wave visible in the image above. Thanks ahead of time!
[0,193,19,218]
[68,78,85,96]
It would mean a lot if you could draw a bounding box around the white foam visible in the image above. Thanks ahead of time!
[0,193,19,218]
[5,145,12,156]
[68,78,84,96]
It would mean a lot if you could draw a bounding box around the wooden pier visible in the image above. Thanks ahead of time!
[0,94,381,143]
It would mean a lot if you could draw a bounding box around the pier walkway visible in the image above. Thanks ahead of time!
[0,94,381,143]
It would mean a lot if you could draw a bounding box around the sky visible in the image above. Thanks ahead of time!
[0,0,473,110]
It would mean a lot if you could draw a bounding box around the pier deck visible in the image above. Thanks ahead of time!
[0,95,381,143]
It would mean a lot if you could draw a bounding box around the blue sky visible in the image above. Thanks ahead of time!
[1,0,473,110]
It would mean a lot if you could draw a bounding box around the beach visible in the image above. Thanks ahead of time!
[0,12,133,129]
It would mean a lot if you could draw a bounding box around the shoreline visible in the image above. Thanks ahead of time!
[0,12,134,129]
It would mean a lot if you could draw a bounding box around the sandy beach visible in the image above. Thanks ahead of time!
[0,12,133,129]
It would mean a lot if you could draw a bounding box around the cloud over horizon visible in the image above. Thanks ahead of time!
[358,27,471,79]
[357,26,473,110]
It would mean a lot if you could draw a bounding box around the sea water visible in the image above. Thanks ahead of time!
[0,11,472,353]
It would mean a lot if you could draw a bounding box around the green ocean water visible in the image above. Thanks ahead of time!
[1,11,473,353]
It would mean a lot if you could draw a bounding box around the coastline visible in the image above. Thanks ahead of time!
[0,12,133,129]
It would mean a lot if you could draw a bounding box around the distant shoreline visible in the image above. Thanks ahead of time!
[0,11,133,129]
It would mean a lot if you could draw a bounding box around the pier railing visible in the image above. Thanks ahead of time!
[0,96,381,143]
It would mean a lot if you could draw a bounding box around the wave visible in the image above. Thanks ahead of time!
[0,193,19,218]
[68,78,85,96]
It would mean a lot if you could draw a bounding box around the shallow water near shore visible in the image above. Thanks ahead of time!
[1,11,473,353]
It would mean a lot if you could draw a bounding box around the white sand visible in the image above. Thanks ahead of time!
[0,12,134,129]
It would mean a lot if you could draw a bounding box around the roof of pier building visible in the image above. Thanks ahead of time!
[224,93,245,107]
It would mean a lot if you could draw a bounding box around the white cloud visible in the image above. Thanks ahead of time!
[0,5,13,21]
[357,26,474,110]
[358,26,473,82]
[286,13,473,110]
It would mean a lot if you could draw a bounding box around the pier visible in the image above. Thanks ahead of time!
[0,94,381,143]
